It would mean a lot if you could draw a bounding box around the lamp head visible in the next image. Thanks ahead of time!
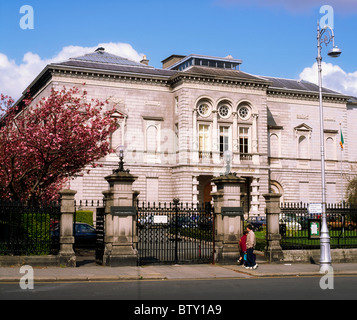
[328,46,342,58]
[116,145,124,158]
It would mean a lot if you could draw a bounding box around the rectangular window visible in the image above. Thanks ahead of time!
[239,127,249,154]
[220,126,230,157]
[199,124,211,159]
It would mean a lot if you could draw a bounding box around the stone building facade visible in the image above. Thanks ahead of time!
[18,48,356,215]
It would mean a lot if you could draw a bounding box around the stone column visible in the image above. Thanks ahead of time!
[212,110,219,163]
[250,177,260,216]
[211,174,245,265]
[192,175,199,203]
[232,112,240,165]
[102,170,138,267]
[58,189,77,267]
[252,113,259,164]
[263,193,284,263]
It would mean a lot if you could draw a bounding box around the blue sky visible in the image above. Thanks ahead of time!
[0,0,356,99]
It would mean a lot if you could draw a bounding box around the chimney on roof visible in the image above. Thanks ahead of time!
[95,47,105,54]
[140,55,149,66]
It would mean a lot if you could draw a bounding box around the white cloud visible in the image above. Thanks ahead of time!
[299,62,357,97]
[0,42,145,100]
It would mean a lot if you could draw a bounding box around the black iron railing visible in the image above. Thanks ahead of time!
[0,201,60,256]
[279,202,357,250]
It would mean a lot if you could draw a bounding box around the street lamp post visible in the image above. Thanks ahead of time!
[316,22,342,273]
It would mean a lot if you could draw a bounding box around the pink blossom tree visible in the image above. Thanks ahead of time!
[0,87,117,202]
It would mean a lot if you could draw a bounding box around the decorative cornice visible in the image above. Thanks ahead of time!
[267,87,349,103]
[169,72,270,91]
[18,63,350,108]
[49,65,172,88]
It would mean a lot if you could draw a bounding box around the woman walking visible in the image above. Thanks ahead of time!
[245,224,258,270]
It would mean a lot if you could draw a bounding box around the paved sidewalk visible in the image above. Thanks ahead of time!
[0,262,356,283]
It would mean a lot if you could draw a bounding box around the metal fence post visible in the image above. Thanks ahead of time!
[173,198,180,264]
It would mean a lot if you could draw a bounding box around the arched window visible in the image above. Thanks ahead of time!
[269,133,279,158]
[294,123,312,160]
[326,137,335,160]
[146,125,158,154]
[298,136,308,159]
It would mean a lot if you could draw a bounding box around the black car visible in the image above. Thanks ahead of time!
[74,223,97,247]
[51,222,97,248]
[246,216,266,231]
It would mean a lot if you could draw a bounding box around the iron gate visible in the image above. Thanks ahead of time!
[73,200,106,264]
[95,207,105,264]
[137,200,215,265]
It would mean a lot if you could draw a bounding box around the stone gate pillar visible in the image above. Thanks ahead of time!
[263,193,284,263]
[211,174,245,265]
[101,169,138,267]
[58,189,77,267]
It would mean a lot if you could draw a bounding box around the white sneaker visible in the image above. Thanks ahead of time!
[253,264,258,269]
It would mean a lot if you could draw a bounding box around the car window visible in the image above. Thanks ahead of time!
[76,224,95,233]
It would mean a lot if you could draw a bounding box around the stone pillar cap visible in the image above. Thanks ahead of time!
[212,174,246,184]
[105,171,138,183]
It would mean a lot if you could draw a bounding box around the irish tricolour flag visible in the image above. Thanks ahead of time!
[340,128,344,149]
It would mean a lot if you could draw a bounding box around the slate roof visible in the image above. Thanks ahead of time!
[52,48,176,78]
[180,66,269,84]
[50,49,350,97]
[261,76,344,95]
[68,49,148,68]
[56,59,176,78]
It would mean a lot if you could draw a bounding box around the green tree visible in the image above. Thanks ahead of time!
[346,176,357,206]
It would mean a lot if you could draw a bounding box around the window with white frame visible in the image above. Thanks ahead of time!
[199,123,211,158]
[218,105,231,119]
[198,103,211,117]
[239,127,250,154]
[238,105,251,120]
[219,126,230,157]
